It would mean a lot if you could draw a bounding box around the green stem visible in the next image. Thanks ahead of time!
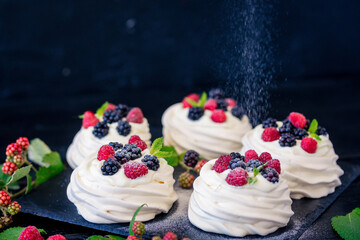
[10,180,36,199]
[24,159,38,173]
[179,161,194,173]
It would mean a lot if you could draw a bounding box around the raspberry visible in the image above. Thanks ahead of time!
[47,235,66,240]
[82,111,99,129]
[288,112,307,129]
[183,150,199,167]
[12,154,24,167]
[261,167,279,183]
[261,127,280,142]
[182,93,200,108]
[142,155,160,171]
[97,145,115,161]
[178,172,195,188]
[208,88,225,100]
[204,99,217,111]
[194,160,207,174]
[5,143,22,157]
[126,236,138,240]
[132,221,146,237]
[211,109,227,123]
[244,149,259,163]
[101,158,121,175]
[0,191,11,206]
[228,158,246,170]
[188,107,204,121]
[265,159,281,174]
[152,236,162,240]
[226,168,248,186]
[103,110,122,124]
[124,162,148,179]
[126,107,144,124]
[246,159,263,172]
[109,142,123,151]
[129,136,147,150]
[259,152,272,164]
[106,103,117,111]
[225,98,236,107]
[129,135,142,144]
[18,226,44,240]
[163,232,178,240]
[7,201,21,215]
[262,118,278,128]
[116,104,131,118]
[92,121,109,138]
[301,137,318,153]
[16,137,29,150]
[231,106,245,120]
[212,155,232,173]
[2,162,18,175]
[117,120,132,136]
[279,133,296,147]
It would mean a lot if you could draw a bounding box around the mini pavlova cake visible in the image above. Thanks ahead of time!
[188,150,293,237]
[241,112,344,199]
[162,88,252,160]
[67,102,151,168]
[67,136,178,223]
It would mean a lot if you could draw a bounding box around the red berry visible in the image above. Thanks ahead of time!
[0,191,11,206]
[18,226,44,240]
[244,150,259,163]
[211,109,227,123]
[126,236,138,240]
[194,160,208,175]
[12,154,24,166]
[126,107,144,124]
[7,201,21,215]
[82,111,99,129]
[182,93,200,108]
[212,155,232,173]
[106,103,117,111]
[226,168,248,186]
[124,162,148,179]
[265,159,281,174]
[301,137,317,153]
[225,98,236,107]
[129,135,142,144]
[47,235,66,240]
[16,137,29,150]
[134,140,147,151]
[97,145,115,161]
[5,142,22,157]
[204,99,217,111]
[2,162,18,175]
[288,112,307,129]
[178,172,195,188]
[259,152,272,164]
[261,127,280,142]
[163,232,178,240]
[132,221,146,237]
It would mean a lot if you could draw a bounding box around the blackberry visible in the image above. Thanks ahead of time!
[109,142,123,151]
[208,88,225,100]
[231,106,245,120]
[101,158,121,175]
[184,150,199,167]
[230,152,244,160]
[114,149,131,164]
[92,122,109,138]
[188,107,204,121]
[262,118,278,128]
[216,99,228,111]
[261,167,279,183]
[246,159,263,172]
[123,144,142,160]
[316,126,328,136]
[116,120,131,136]
[142,155,160,171]
[116,104,130,118]
[303,119,311,130]
[228,158,246,170]
[103,110,121,124]
[293,128,308,140]
[279,119,294,135]
[279,133,296,147]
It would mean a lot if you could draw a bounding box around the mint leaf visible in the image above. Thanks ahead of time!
[185,97,199,107]
[310,132,322,141]
[28,138,52,167]
[159,145,179,166]
[308,119,318,134]
[96,101,109,117]
[78,114,84,119]
[198,92,207,107]
[150,137,163,155]
[87,236,109,240]
[35,152,65,186]
[26,174,32,194]
[331,208,360,240]
[129,204,147,235]
[0,227,46,240]
[7,165,31,186]
[105,235,126,240]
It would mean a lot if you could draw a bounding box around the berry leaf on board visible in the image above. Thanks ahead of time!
[95,101,109,118]
[331,208,360,240]
[87,235,126,240]
[308,119,318,133]
[28,138,52,167]
[26,174,32,194]
[150,137,163,155]
[0,227,46,239]
[35,152,65,186]
[0,167,12,188]
[129,204,147,236]
[7,165,31,186]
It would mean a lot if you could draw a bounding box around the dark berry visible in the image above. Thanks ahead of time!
[293,128,309,140]
[279,119,295,135]
[231,106,245,120]
[101,158,121,175]
[208,88,225,100]
[279,133,296,147]
[117,120,131,136]
[228,158,246,170]
[141,155,160,171]
[109,142,123,151]
[116,104,130,118]
[262,118,278,128]
[316,126,327,136]
[92,122,109,138]
[230,152,244,160]
[123,144,142,160]
[303,119,311,130]
[103,110,122,124]
[246,159,263,172]
[261,167,279,183]
[184,150,199,167]
[188,107,204,121]
[216,99,228,111]
[115,149,131,164]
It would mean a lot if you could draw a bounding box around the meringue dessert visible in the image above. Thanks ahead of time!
[162,88,252,160]
[188,150,293,237]
[67,102,151,168]
[241,112,343,199]
[67,136,178,223]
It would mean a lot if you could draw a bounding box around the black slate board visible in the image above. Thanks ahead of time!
[18,158,360,240]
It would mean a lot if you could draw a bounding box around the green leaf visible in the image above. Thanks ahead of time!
[7,181,20,190]
[0,227,46,240]
[26,174,32,194]
[308,119,318,134]
[95,101,109,117]
[310,133,322,141]
[185,97,199,107]
[28,138,52,167]
[105,235,126,240]
[331,208,360,240]
[0,180,6,189]
[150,137,163,155]
[78,114,84,119]
[129,204,147,235]
[87,236,109,240]
[198,92,207,107]
[153,146,179,166]
[7,165,31,186]
[0,165,11,184]
[35,152,65,187]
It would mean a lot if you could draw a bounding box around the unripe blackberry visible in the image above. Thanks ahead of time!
[178,172,194,188]
[7,201,21,215]
[132,221,146,237]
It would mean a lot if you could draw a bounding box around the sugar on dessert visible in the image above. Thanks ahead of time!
[241,112,343,199]
[67,136,178,223]
[162,88,252,160]
[188,150,293,237]
[66,102,151,168]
